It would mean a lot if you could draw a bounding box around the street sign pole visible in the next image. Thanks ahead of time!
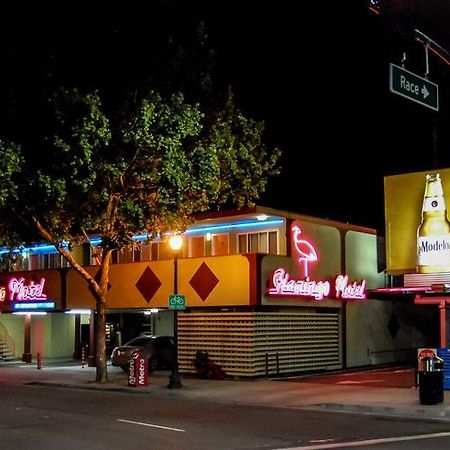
[389,63,439,111]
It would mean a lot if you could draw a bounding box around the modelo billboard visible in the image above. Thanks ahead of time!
[385,168,450,275]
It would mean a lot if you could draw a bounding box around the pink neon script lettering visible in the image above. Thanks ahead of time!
[335,275,366,300]
[8,277,47,301]
[269,267,331,300]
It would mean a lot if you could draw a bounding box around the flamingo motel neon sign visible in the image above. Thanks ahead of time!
[267,224,366,301]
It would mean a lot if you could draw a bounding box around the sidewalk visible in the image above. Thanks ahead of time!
[1,358,450,422]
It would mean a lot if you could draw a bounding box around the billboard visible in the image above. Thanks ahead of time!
[385,168,450,275]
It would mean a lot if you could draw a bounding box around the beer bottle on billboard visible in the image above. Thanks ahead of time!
[417,173,450,273]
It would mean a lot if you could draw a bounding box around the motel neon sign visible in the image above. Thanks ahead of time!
[267,224,366,301]
[0,277,48,302]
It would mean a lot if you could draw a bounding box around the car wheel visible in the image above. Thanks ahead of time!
[148,357,158,373]
[120,364,129,373]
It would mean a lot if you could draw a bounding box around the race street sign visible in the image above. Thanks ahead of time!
[389,63,438,111]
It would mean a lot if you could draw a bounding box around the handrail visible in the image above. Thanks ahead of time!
[0,321,15,358]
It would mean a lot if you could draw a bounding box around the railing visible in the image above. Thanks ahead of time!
[0,321,15,358]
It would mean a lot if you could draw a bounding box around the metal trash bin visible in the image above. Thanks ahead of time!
[418,354,444,405]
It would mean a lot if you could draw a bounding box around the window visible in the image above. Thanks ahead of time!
[238,231,278,254]
[212,234,228,256]
[189,236,205,258]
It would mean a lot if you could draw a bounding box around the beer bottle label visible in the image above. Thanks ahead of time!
[423,197,445,212]
[417,235,450,266]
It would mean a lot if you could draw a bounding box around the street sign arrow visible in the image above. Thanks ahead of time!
[389,63,438,111]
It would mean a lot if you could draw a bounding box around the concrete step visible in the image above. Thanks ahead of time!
[0,340,16,361]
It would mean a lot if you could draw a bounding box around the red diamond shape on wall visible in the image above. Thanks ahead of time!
[190,262,219,301]
[136,267,162,303]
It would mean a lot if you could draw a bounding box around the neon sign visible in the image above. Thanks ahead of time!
[267,223,366,301]
[335,275,366,300]
[292,226,317,277]
[0,277,48,302]
[13,301,55,310]
[269,268,330,300]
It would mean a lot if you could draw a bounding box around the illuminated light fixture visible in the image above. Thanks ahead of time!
[13,301,55,310]
[256,214,268,221]
[169,234,183,252]
[64,309,91,315]
[143,308,159,315]
[13,311,47,315]
[206,232,212,241]
[372,287,429,294]
[143,311,152,315]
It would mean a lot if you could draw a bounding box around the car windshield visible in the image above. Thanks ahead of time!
[125,337,153,347]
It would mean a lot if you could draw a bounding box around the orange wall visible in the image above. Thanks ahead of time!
[66,254,251,309]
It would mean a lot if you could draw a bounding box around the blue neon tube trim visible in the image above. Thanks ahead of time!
[0,217,284,254]
[185,218,284,235]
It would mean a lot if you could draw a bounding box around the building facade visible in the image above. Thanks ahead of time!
[0,207,428,376]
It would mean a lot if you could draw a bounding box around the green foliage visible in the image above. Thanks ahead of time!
[0,141,23,207]
[0,250,23,273]
[0,87,280,255]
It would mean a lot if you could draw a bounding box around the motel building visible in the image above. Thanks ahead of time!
[0,206,431,377]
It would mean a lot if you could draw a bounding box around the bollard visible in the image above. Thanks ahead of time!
[81,347,85,368]
[37,352,42,370]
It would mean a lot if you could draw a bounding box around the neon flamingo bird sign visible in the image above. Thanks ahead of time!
[292,225,317,278]
[268,223,366,301]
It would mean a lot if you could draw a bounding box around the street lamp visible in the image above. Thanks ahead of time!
[168,234,183,389]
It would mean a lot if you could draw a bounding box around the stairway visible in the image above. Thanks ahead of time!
[0,338,16,361]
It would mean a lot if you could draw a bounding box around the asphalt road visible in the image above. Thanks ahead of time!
[1,380,450,449]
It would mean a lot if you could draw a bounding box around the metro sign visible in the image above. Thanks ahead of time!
[267,224,366,301]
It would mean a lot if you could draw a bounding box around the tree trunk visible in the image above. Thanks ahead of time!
[93,251,112,383]
[95,297,108,382]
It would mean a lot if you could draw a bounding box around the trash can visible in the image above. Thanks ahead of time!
[418,354,444,405]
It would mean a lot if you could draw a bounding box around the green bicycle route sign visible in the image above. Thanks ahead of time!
[169,294,186,310]
[389,63,439,111]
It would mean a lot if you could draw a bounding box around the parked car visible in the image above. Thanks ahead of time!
[110,335,175,373]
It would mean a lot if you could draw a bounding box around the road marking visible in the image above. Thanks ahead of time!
[275,431,450,449]
[117,419,185,432]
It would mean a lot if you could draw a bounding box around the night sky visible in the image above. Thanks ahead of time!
[1,1,450,233]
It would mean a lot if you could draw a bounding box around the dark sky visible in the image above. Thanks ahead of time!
[201,1,450,233]
[2,1,450,233]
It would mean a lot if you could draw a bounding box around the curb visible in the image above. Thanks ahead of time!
[305,402,450,422]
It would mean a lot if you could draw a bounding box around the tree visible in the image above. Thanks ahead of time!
[0,87,281,382]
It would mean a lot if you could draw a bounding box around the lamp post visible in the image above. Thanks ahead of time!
[168,234,183,389]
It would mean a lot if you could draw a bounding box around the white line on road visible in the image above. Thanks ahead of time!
[275,431,450,449]
[117,419,185,432]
